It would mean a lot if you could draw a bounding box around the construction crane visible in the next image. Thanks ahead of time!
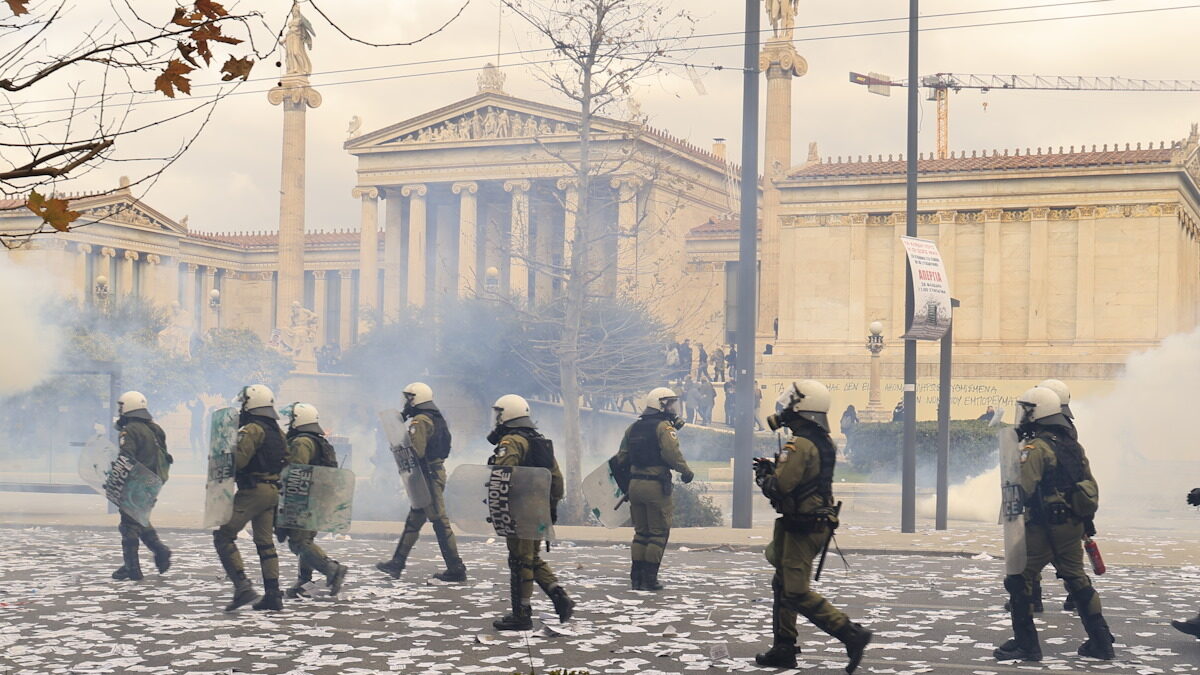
[849,72,1200,159]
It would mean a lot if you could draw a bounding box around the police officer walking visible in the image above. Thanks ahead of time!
[1171,486,1200,638]
[753,380,872,673]
[488,394,574,631]
[376,382,467,583]
[279,403,349,598]
[213,384,288,612]
[994,385,1114,662]
[614,386,693,591]
[111,391,173,581]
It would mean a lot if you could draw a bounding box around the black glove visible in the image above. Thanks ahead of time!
[753,457,774,486]
[680,470,694,484]
[1084,518,1097,538]
[275,527,289,543]
[1187,488,1200,507]
[550,503,559,525]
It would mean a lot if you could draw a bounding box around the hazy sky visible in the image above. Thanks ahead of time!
[23,0,1200,234]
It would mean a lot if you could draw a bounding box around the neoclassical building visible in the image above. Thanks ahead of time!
[687,129,1200,414]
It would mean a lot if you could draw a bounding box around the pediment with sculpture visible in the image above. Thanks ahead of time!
[80,197,184,234]
[383,105,578,146]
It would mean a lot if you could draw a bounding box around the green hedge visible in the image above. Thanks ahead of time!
[845,420,998,483]
[673,479,724,527]
[677,424,780,462]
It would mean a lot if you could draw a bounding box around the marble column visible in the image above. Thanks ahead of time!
[452,181,479,298]
[557,178,579,277]
[353,187,380,318]
[339,269,354,347]
[182,262,198,330]
[981,209,1003,341]
[384,190,405,319]
[119,250,138,297]
[1074,206,1096,341]
[1027,208,1049,343]
[757,39,807,337]
[74,243,92,300]
[313,270,328,347]
[144,254,162,305]
[611,177,641,298]
[267,7,322,329]
[402,184,428,307]
[504,179,531,302]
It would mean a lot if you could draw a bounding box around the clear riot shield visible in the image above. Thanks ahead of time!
[378,409,433,510]
[999,427,1028,575]
[445,464,554,541]
[582,461,631,528]
[276,464,356,533]
[204,407,239,528]
[77,435,164,526]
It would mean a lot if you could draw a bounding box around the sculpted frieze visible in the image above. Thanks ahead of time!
[389,106,575,145]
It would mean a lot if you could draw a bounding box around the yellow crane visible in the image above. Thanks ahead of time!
[850,72,1200,159]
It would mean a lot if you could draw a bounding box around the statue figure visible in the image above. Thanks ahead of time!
[286,301,319,371]
[477,62,507,94]
[469,111,483,139]
[496,109,511,137]
[347,115,362,139]
[483,108,499,137]
[764,0,799,38]
[283,5,316,76]
[525,115,540,137]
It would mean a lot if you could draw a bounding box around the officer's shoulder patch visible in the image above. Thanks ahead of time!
[778,448,791,463]
[118,431,129,447]
[666,427,678,441]
[1020,449,1030,463]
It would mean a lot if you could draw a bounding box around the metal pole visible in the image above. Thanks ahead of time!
[901,0,919,534]
[935,302,956,530]
[732,0,760,529]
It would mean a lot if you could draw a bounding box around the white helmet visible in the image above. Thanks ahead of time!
[492,394,531,426]
[1038,378,1073,419]
[644,386,679,415]
[1016,386,1061,426]
[772,379,832,431]
[287,402,323,433]
[237,384,279,419]
[403,382,434,406]
[117,391,149,416]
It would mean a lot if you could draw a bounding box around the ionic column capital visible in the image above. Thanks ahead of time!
[555,177,579,191]
[186,263,199,272]
[145,253,161,265]
[503,179,531,194]
[759,41,806,78]
[205,266,218,277]
[611,176,643,197]
[100,247,117,258]
[401,184,428,198]
[452,181,479,195]
[351,186,380,200]
[313,270,328,281]
[339,269,355,280]
[935,210,957,224]
[76,243,94,255]
[123,250,140,261]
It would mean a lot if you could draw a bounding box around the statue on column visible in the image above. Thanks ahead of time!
[157,301,193,357]
[283,4,316,76]
[284,301,319,372]
[764,0,799,39]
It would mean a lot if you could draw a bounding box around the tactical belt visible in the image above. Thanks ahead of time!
[237,476,281,490]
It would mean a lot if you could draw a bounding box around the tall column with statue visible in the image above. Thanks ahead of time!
[269,5,322,330]
[758,0,807,340]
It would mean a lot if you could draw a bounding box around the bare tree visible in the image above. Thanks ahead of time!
[501,0,695,520]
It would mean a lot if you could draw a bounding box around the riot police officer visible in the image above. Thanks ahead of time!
[279,403,348,598]
[376,382,466,583]
[213,384,288,612]
[488,394,574,631]
[1172,487,1200,638]
[994,386,1114,662]
[111,391,173,581]
[753,380,873,673]
[614,386,693,591]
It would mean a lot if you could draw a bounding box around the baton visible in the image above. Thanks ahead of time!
[813,501,842,582]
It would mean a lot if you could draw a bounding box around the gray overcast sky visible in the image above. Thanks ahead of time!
[33,0,1200,234]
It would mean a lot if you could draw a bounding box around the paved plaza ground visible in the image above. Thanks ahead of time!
[2,526,1199,674]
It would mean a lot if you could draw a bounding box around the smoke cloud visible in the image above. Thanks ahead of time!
[0,256,61,396]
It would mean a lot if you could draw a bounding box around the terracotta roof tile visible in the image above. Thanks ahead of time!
[688,214,759,237]
[789,144,1178,180]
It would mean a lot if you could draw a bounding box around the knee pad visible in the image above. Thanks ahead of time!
[118,522,139,540]
[213,529,233,547]
[1003,574,1027,597]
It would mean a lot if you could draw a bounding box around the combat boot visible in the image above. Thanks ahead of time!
[253,581,284,611]
[286,563,313,599]
[1078,613,1115,660]
[326,562,348,596]
[1063,595,1076,612]
[224,575,258,612]
[833,622,873,674]
[993,618,1042,663]
[754,639,798,669]
[113,540,143,581]
[140,528,171,574]
[492,605,533,631]
[1172,613,1200,638]
[432,566,467,583]
[548,586,575,623]
[642,562,664,591]
[375,559,404,579]
[630,561,643,590]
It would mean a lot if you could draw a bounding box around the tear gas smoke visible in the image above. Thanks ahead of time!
[0,257,61,396]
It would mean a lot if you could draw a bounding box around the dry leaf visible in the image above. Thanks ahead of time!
[219,56,253,82]
[171,6,199,28]
[26,190,81,232]
[194,0,228,20]
[154,59,194,98]
[177,42,199,67]
[5,0,30,16]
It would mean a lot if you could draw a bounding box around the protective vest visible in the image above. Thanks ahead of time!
[412,408,452,462]
[291,431,338,468]
[121,418,172,480]
[504,427,555,470]
[628,414,670,468]
[772,425,838,516]
[241,417,287,478]
[1035,427,1099,520]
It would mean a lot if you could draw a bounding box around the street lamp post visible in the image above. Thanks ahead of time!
[209,288,221,331]
[94,275,110,311]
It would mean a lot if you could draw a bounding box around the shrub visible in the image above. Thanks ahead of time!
[673,479,724,527]
[844,420,998,483]
[677,424,781,462]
